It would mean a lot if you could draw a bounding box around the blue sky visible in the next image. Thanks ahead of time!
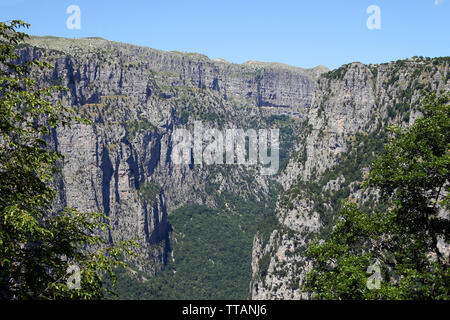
[1,0,449,69]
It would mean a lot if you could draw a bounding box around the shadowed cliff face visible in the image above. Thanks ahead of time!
[20,36,326,274]
[251,58,450,300]
[18,37,449,294]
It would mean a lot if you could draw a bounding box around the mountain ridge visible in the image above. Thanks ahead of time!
[27,35,330,73]
[16,36,449,298]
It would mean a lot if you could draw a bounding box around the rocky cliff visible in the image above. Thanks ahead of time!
[250,57,449,299]
[18,37,449,297]
[20,36,326,276]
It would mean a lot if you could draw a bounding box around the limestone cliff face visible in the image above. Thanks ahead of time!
[19,37,449,289]
[25,37,323,117]
[20,36,326,274]
[250,58,449,299]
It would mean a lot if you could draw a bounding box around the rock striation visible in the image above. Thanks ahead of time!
[19,37,449,291]
[251,58,449,299]
[20,36,326,274]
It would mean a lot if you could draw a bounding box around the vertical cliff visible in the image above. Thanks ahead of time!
[250,57,449,299]
[20,36,326,276]
[18,37,449,297]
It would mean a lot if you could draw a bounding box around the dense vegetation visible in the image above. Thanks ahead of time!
[2,18,448,301]
[280,121,390,242]
[305,93,449,299]
[110,185,279,299]
[0,20,136,299]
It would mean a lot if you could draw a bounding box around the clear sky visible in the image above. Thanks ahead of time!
[1,0,449,70]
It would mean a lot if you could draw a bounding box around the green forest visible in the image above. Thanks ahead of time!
[110,188,279,299]
[1,19,449,301]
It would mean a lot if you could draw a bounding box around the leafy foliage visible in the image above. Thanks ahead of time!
[305,93,450,299]
[111,184,279,299]
[126,117,157,141]
[137,180,162,205]
[281,123,388,239]
[0,20,137,299]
